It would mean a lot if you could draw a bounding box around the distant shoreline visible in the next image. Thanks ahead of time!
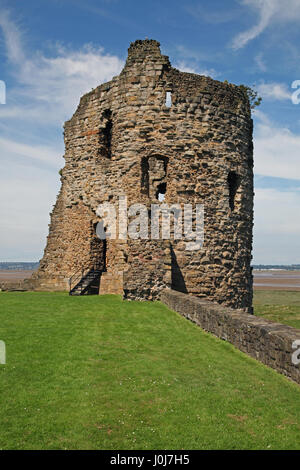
[253,266,300,271]
[0,262,39,271]
[0,270,36,281]
[1,267,300,290]
[253,269,300,290]
[1,263,300,270]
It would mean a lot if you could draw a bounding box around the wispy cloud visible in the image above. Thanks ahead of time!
[254,110,300,180]
[0,162,60,261]
[186,4,239,24]
[254,186,300,263]
[231,0,300,50]
[173,45,219,78]
[58,0,135,28]
[174,60,217,78]
[0,137,61,168]
[253,113,300,263]
[0,11,124,127]
[254,53,267,72]
[256,82,292,101]
[255,187,300,235]
[174,44,220,63]
[0,9,124,260]
[0,9,24,63]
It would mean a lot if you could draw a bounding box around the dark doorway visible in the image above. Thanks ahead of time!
[92,222,107,271]
[170,245,188,293]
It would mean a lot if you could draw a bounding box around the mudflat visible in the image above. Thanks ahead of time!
[0,270,35,281]
[253,270,300,291]
[1,269,300,290]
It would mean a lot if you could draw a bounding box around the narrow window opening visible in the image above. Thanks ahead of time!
[141,157,149,195]
[156,182,167,201]
[165,91,172,108]
[103,109,112,158]
[141,155,168,198]
[228,171,240,211]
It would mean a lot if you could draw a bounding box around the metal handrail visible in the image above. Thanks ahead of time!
[69,260,103,293]
[69,267,86,293]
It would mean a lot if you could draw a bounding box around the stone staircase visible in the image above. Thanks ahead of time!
[69,265,103,296]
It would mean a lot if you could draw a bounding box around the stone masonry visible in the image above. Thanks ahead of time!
[31,39,254,311]
[161,289,300,385]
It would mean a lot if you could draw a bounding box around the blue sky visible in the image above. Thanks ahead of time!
[1,0,300,264]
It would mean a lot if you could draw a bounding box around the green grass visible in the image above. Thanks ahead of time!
[1,292,300,450]
[254,290,300,329]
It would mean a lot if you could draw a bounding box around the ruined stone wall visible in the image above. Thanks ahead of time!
[159,68,253,310]
[33,39,253,309]
[161,289,300,386]
[32,188,105,290]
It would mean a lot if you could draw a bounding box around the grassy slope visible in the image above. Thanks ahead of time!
[0,292,300,450]
[254,290,300,329]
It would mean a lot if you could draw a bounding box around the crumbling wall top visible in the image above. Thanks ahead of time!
[127,39,161,58]
[121,38,170,73]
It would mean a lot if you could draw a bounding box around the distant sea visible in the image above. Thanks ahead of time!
[0,262,39,270]
[253,265,300,271]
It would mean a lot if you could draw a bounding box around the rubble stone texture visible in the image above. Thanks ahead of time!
[32,39,254,311]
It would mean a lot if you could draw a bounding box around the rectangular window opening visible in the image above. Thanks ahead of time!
[165,91,172,108]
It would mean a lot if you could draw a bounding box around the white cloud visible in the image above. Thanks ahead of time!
[174,60,217,78]
[0,9,24,63]
[232,0,300,49]
[0,9,124,260]
[256,82,292,101]
[11,45,123,124]
[186,4,239,24]
[254,187,300,264]
[253,112,300,262]
[173,47,218,78]
[255,187,300,234]
[254,111,300,180]
[0,10,124,167]
[0,137,62,168]
[0,158,60,261]
[0,10,124,126]
[255,53,267,72]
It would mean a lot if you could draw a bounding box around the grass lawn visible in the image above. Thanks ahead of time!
[254,290,300,329]
[1,292,300,450]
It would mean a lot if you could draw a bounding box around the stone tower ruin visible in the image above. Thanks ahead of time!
[32,39,254,311]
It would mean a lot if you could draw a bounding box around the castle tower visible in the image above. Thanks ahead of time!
[32,39,254,311]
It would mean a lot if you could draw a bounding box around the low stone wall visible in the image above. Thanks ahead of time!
[0,280,28,291]
[0,278,64,292]
[161,289,300,385]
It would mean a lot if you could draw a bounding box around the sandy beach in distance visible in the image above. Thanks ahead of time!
[253,270,300,290]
